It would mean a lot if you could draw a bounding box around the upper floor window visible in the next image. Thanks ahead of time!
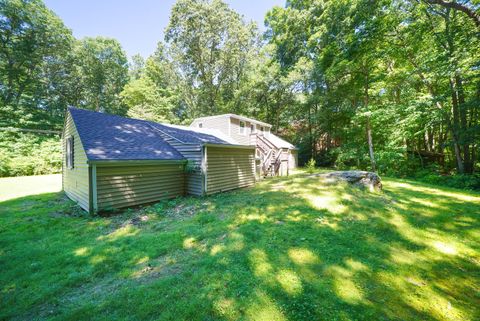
[198,122,203,128]
[259,126,264,133]
[66,136,74,169]
[239,121,246,135]
[250,124,256,133]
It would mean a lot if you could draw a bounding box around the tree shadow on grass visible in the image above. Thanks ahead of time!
[0,175,479,321]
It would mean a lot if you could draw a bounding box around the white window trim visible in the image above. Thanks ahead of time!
[66,136,74,169]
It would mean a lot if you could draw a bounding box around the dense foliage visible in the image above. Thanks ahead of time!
[0,132,61,177]
[0,0,479,187]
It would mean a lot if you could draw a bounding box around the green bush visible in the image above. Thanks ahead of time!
[415,172,480,190]
[0,132,62,177]
[306,158,316,174]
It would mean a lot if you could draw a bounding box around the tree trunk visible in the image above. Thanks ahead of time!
[364,67,376,172]
[455,75,472,173]
[450,78,465,174]
[366,116,376,172]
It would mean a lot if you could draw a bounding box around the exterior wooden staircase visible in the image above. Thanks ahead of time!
[253,134,284,177]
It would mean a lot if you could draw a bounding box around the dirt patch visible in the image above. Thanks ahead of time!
[124,215,150,227]
[132,252,184,284]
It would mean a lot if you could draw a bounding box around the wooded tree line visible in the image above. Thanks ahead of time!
[1,0,479,182]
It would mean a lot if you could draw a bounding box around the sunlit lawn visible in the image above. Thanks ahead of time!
[0,171,479,320]
[0,174,61,202]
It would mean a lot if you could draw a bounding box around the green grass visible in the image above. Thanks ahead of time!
[1,171,479,320]
[0,174,61,202]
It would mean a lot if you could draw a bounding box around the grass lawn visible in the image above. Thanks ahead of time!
[0,171,479,321]
[0,174,61,202]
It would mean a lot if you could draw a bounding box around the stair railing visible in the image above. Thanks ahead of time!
[253,133,282,177]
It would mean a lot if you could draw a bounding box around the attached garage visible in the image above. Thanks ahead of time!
[205,144,255,195]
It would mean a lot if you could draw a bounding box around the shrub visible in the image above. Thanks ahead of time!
[306,158,316,174]
[415,172,480,190]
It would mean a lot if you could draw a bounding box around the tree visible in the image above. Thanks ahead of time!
[73,37,129,114]
[165,0,258,117]
[265,0,479,174]
[121,76,177,123]
[0,0,73,128]
[129,54,145,80]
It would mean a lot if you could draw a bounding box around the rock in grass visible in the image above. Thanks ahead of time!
[312,170,382,191]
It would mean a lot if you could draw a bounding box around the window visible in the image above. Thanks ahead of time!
[259,126,264,133]
[239,121,246,135]
[198,122,203,128]
[66,136,74,169]
[250,124,256,133]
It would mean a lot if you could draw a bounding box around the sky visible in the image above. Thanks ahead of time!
[43,0,285,59]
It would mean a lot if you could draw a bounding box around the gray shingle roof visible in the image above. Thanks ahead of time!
[68,107,236,161]
[150,123,231,145]
[68,107,185,161]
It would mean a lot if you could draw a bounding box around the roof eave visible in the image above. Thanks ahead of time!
[203,143,255,150]
[193,114,272,128]
[87,159,187,166]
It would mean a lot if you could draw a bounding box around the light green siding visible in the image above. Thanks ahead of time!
[62,111,90,211]
[206,146,255,195]
[95,164,185,210]
[153,131,204,196]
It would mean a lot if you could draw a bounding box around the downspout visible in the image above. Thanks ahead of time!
[87,165,93,214]
[92,164,98,213]
[203,145,208,195]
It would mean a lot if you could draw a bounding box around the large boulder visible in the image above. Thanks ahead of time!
[312,170,382,191]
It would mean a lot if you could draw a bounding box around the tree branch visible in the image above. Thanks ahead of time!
[424,0,480,29]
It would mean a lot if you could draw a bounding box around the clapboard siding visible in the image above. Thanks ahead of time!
[154,131,205,196]
[96,164,185,210]
[206,146,255,195]
[63,111,90,211]
[229,118,251,145]
[191,115,230,136]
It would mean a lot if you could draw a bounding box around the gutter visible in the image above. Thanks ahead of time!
[203,143,255,150]
[87,159,187,166]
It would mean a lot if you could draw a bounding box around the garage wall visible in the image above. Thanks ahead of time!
[153,131,204,196]
[96,164,185,210]
[206,146,255,195]
[63,111,90,211]
[289,150,298,169]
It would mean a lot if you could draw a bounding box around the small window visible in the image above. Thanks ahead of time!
[66,136,74,169]
[198,122,203,128]
[259,126,264,133]
[250,124,255,133]
[239,121,246,135]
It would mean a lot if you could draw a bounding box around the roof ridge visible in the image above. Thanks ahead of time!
[192,113,272,127]
[146,122,186,145]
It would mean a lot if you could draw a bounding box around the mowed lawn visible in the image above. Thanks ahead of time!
[0,172,479,321]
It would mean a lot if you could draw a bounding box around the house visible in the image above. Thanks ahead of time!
[63,108,297,213]
[63,107,255,213]
[190,114,297,176]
